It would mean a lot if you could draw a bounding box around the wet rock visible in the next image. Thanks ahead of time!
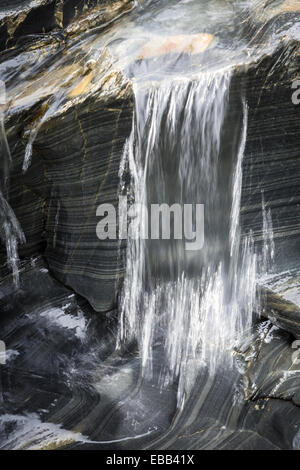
[38,75,133,312]
[236,319,300,414]
[259,269,300,338]
[0,19,134,311]
[137,33,214,59]
[237,41,300,266]
[262,288,300,338]
[0,0,135,51]
[0,4,299,450]
[2,258,300,450]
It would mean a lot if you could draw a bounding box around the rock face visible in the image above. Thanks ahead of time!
[1,258,300,450]
[239,41,300,264]
[0,0,135,311]
[0,0,300,451]
[137,33,214,59]
[38,77,133,312]
[3,42,300,312]
[0,0,134,51]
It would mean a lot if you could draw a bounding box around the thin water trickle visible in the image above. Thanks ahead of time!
[0,80,24,286]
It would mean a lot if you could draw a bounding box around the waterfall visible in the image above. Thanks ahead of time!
[118,70,258,404]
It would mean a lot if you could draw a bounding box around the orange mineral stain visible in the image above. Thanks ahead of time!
[138,33,214,59]
[68,72,94,98]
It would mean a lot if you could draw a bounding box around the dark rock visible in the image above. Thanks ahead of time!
[0,0,135,51]
[261,286,300,338]
[3,38,300,312]
[0,2,300,450]
[2,262,300,449]
[39,79,133,312]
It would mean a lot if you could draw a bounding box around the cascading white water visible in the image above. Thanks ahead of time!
[118,70,258,404]
[0,194,24,287]
[261,192,275,275]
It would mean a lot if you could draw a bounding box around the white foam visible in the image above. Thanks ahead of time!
[40,307,87,340]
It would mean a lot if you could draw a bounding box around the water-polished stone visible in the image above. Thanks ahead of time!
[0,0,300,451]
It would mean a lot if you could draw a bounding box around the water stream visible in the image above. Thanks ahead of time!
[118,71,259,405]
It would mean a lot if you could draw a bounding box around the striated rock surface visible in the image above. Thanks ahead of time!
[1,259,300,450]
[0,0,135,311]
[0,0,300,451]
[1,258,300,450]
[240,41,300,265]
[1,18,299,311]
